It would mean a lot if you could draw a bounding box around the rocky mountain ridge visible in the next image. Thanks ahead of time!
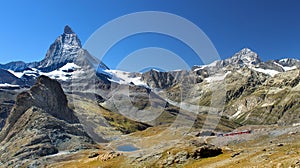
[0,26,299,126]
[0,26,299,90]
[0,75,95,167]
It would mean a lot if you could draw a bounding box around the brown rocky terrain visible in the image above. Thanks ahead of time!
[39,124,300,168]
[0,76,95,167]
[224,69,300,125]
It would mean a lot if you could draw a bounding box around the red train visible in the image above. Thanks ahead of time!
[217,130,251,137]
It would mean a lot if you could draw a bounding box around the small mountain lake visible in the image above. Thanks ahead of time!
[117,144,139,152]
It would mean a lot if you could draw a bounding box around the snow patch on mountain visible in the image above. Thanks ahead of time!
[0,83,20,88]
[8,70,25,78]
[8,68,39,78]
[205,71,231,83]
[282,66,297,71]
[231,106,243,119]
[58,63,80,71]
[7,63,83,82]
[104,70,148,87]
[273,62,297,71]
[40,63,83,81]
[251,67,279,77]
[193,60,220,72]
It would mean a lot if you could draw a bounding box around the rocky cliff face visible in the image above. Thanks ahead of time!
[141,69,176,89]
[37,25,82,72]
[225,69,300,125]
[0,75,94,167]
[36,25,109,73]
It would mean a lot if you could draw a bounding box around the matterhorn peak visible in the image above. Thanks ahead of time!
[37,25,82,72]
[64,25,75,34]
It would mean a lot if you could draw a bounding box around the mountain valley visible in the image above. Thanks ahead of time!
[0,26,299,167]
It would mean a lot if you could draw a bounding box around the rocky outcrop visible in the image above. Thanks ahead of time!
[225,67,268,102]
[0,75,79,140]
[0,75,94,167]
[141,69,176,89]
[159,143,222,167]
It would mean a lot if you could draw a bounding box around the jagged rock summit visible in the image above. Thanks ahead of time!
[64,25,75,34]
[38,25,82,72]
[226,48,261,66]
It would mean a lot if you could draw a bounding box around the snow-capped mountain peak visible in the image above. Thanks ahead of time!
[0,26,110,89]
[227,48,261,66]
[192,48,262,74]
[37,25,82,72]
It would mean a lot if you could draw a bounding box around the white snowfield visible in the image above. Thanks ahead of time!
[273,62,297,71]
[251,67,280,77]
[204,71,231,83]
[8,63,83,81]
[230,106,243,119]
[8,69,36,78]
[193,60,219,72]
[0,83,20,87]
[104,70,148,87]
[41,63,83,81]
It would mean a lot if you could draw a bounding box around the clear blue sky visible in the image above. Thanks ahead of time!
[0,0,300,68]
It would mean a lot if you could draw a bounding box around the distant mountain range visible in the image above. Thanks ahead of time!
[0,25,299,90]
[0,25,299,123]
[0,25,299,167]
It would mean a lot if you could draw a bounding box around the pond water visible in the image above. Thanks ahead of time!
[117,144,139,152]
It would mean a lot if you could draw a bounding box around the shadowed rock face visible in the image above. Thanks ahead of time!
[0,75,79,140]
[0,90,17,132]
[0,69,25,86]
[0,75,94,167]
[29,75,79,123]
[64,25,75,34]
